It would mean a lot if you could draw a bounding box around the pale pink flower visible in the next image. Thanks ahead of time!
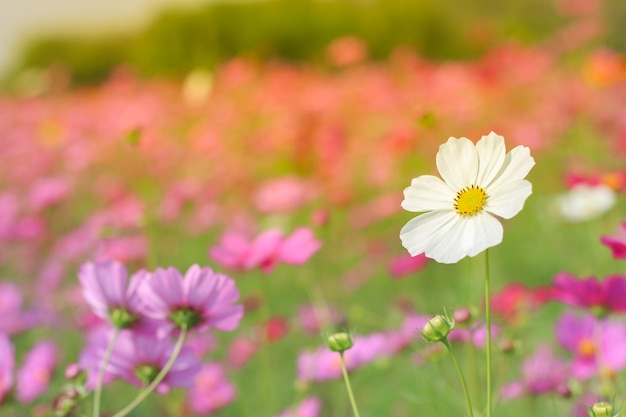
[275,397,321,417]
[226,336,258,369]
[253,176,316,214]
[209,227,321,274]
[16,340,57,403]
[138,264,243,333]
[187,362,236,414]
[387,252,429,279]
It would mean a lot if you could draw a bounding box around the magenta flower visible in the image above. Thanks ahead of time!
[78,260,151,330]
[556,312,626,380]
[275,397,322,417]
[601,222,626,259]
[551,272,626,314]
[102,330,200,394]
[186,362,236,414]
[138,264,243,333]
[500,345,569,399]
[209,227,321,274]
[387,252,429,279]
[15,340,57,403]
[0,333,14,403]
[297,333,389,381]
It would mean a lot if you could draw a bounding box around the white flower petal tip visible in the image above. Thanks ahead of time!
[399,132,533,264]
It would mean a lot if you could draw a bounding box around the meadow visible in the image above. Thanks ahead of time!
[1,1,626,417]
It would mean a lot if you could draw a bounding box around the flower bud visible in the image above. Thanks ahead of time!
[422,314,454,343]
[590,401,619,417]
[591,401,614,417]
[453,307,472,325]
[326,331,354,353]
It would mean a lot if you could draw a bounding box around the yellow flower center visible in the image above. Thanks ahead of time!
[577,338,595,358]
[454,185,487,216]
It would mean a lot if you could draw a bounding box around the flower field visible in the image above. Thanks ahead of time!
[1,2,626,416]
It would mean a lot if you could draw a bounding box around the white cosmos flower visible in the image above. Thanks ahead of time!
[554,183,616,222]
[400,132,535,264]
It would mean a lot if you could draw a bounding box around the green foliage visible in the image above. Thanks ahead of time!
[11,0,574,84]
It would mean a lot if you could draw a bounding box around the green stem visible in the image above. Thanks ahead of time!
[484,249,493,417]
[442,339,474,417]
[111,327,187,417]
[338,352,360,417]
[93,328,120,417]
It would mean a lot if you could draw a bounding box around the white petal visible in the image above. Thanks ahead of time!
[486,145,535,191]
[401,175,455,212]
[436,137,478,190]
[463,213,504,257]
[475,132,506,186]
[400,210,458,258]
[426,213,503,263]
[485,180,532,219]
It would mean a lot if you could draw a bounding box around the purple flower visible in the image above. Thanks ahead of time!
[186,362,236,414]
[15,340,57,403]
[274,397,322,417]
[500,345,569,399]
[0,333,14,403]
[78,260,151,330]
[555,312,626,380]
[82,329,201,394]
[601,222,626,259]
[551,272,626,314]
[138,264,243,333]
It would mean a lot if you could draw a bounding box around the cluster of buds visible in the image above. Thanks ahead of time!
[53,364,88,417]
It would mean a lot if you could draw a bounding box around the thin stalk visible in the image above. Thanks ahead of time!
[338,352,360,417]
[111,327,187,417]
[93,328,120,417]
[442,339,474,417]
[484,249,493,417]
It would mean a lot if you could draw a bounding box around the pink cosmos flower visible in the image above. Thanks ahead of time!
[275,397,322,417]
[500,345,569,399]
[0,333,14,403]
[297,333,389,381]
[490,282,552,324]
[253,176,316,214]
[550,272,626,314]
[92,235,148,263]
[387,252,429,279]
[209,227,321,274]
[601,222,626,259]
[16,340,57,403]
[297,304,343,335]
[138,264,243,333]
[226,336,258,369]
[27,177,72,211]
[556,312,626,380]
[78,261,152,330]
[187,362,236,414]
[85,329,201,394]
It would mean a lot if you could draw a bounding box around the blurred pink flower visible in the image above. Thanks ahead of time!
[326,36,367,67]
[138,264,243,333]
[500,345,569,399]
[601,222,626,260]
[209,227,322,274]
[253,176,316,214]
[275,397,321,417]
[387,252,429,279]
[226,336,258,369]
[297,304,343,334]
[187,362,236,414]
[92,235,149,263]
[297,333,389,381]
[556,312,626,380]
[16,340,57,403]
[27,177,72,211]
[83,329,200,394]
[550,272,626,314]
[0,333,14,402]
[490,282,552,323]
